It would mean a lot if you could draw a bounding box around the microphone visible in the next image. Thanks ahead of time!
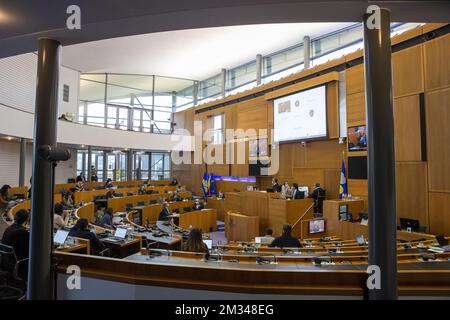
[38,145,71,162]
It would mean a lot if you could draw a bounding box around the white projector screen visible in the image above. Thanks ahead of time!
[273,85,327,142]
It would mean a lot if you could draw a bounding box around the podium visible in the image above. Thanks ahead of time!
[225,211,259,242]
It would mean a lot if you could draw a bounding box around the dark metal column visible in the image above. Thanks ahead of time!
[19,138,27,186]
[87,146,92,182]
[363,8,397,299]
[127,149,133,181]
[27,38,61,300]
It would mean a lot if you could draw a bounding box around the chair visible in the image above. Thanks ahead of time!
[127,192,134,196]
[149,200,157,205]
[125,203,133,211]
[314,189,326,215]
[0,243,28,300]
[137,201,145,206]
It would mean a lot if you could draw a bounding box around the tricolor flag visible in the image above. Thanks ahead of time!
[339,158,348,199]
[201,172,211,197]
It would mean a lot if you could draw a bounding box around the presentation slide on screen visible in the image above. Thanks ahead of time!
[273,85,327,142]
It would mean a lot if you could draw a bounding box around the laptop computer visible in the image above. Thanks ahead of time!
[104,227,128,243]
[54,230,69,247]
[203,239,212,250]
[436,235,450,251]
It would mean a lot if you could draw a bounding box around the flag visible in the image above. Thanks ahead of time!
[210,174,217,196]
[339,158,348,199]
[201,172,210,197]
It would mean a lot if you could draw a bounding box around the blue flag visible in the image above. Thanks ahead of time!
[201,172,210,197]
[339,159,348,199]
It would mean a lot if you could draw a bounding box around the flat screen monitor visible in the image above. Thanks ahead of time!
[356,234,366,246]
[114,227,127,239]
[400,218,420,232]
[348,125,367,152]
[299,186,309,194]
[273,85,327,142]
[203,239,212,249]
[339,204,348,214]
[309,219,325,234]
[54,230,69,246]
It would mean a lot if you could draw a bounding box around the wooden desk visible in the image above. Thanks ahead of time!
[268,198,314,237]
[101,236,142,258]
[225,211,259,242]
[206,197,225,220]
[74,202,95,222]
[173,209,217,232]
[57,238,90,255]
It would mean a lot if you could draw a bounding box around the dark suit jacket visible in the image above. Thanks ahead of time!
[193,203,204,210]
[292,189,305,199]
[310,187,325,200]
[2,224,29,261]
[158,207,171,221]
[273,183,282,192]
[69,228,105,254]
[269,235,302,248]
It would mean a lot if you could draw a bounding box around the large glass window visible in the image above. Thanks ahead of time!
[150,152,171,180]
[208,114,225,144]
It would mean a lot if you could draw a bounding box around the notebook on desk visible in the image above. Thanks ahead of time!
[103,227,128,243]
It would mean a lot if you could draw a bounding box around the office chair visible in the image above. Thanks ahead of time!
[98,248,110,257]
[125,203,133,211]
[0,243,28,300]
[127,192,134,196]
[137,201,145,206]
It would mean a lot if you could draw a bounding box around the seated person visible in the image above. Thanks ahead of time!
[90,166,98,182]
[1,209,30,277]
[269,224,302,248]
[172,192,182,202]
[62,190,74,208]
[138,186,146,195]
[181,228,209,254]
[53,203,69,229]
[158,202,171,221]
[104,178,113,189]
[281,182,292,197]
[170,178,179,186]
[192,200,204,210]
[176,185,184,193]
[76,172,85,182]
[259,228,275,244]
[0,184,15,212]
[217,190,225,199]
[74,181,85,192]
[69,218,106,255]
[100,208,114,228]
[105,189,117,199]
[291,183,304,200]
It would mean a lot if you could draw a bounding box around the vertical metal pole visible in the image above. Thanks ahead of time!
[87,146,92,182]
[19,138,27,186]
[256,54,262,85]
[303,35,311,69]
[103,150,108,182]
[151,75,155,133]
[28,38,61,300]
[193,81,199,106]
[363,8,397,300]
[221,68,227,97]
[127,150,133,182]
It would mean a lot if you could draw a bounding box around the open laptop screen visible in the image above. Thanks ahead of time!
[114,228,127,239]
[54,230,69,246]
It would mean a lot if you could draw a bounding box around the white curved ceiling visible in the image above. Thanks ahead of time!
[62,23,355,80]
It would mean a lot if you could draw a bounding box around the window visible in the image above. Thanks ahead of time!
[208,114,225,144]
[151,152,171,180]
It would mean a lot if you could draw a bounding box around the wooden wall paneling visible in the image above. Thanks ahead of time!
[395,162,428,228]
[424,33,450,91]
[393,95,422,162]
[346,92,366,125]
[425,88,450,192]
[324,169,341,200]
[276,143,293,179]
[392,44,424,98]
[235,97,268,132]
[292,141,306,168]
[305,139,345,169]
[292,168,325,190]
[345,64,364,95]
[428,192,450,236]
[327,81,339,139]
